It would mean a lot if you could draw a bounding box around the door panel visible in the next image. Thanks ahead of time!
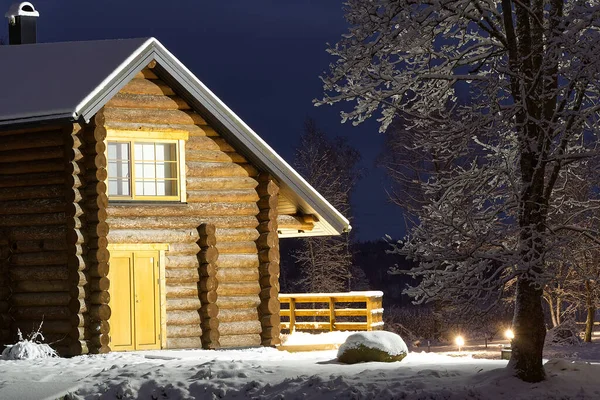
[108,249,162,351]
[133,252,160,349]
[108,253,135,351]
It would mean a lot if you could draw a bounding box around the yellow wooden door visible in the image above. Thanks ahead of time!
[108,250,161,351]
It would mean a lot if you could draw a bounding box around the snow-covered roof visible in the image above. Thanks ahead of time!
[0,38,350,236]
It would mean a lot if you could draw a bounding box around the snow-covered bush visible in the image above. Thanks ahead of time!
[337,331,408,364]
[545,320,582,347]
[1,327,58,360]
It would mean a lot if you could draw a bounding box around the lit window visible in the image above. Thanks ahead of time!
[107,136,186,201]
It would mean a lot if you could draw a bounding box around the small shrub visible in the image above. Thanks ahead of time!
[1,325,58,360]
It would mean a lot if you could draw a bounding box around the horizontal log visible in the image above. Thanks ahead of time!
[0,124,68,136]
[134,69,159,79]
[104,107,205,125]
[11,251,68,266]
[217,282,260,296]
[200,317,219,332]
[167,336,202,349]
[103,121,214,138]
[56,340,89,357]
[256,180,279,198]
[12,306,71,320]
[11,280,71,293]
[217,228,260,243]
[90,291,110,305]
[10,266,69,281]
[0,171,64,188]
[166,268,200,283]
[0,131,64,151]
[10,238,67,253]
[257,208,277,222]
[167,324,202,338]
[257,232,278,249]
[277,214,316,231]
[14,321,81,339]
[108,229,199,244]
[186,189,259,203]
[199,247,219,264]
[219,333,261,348]
[166,283,198,298]
[186,177,258,191]
[201,330,220,349]
[260,287,279,301]
[0,159,65,175]
[187,162,259,178]
[167,243,200,256]
[89,333,110,347]
[219,241,258,254]
[119,78,176,96]
[217,267,259,282]
[85,320,110,335]
[106,93,191,110]
[165,255,200,269]
[186,136,234,152]
[167,310,200,326]
[200,291,218,304]
[219,308,259,323]
[217,295,261,310]
[107,202,259,217]
[89,277,109,292]
[199,303,220,319]
[11,292,71,307]
[219,320,262,336]
[260,314,280,328]
[198,262,217,278]
[186,150,246,164]
[218,254,259,269]
[259,275,280,289]
[88,261,109,278]
[197,236,217,248]
[261,327,281,344]
[257,195,278,211]
[199,276,218,292]
[88,305,110,321]
[166,298,202,312]
[258,247,279,263]
[0,146,63,164]
[258,297,280,315]
[198,223,216,237]
[0,198,65,215]
[257,220,277,234]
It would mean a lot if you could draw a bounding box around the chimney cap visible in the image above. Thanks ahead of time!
[5,2,39,21]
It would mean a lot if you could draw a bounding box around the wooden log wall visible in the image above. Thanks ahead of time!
[104,66,264,349]
[197,224,219,349]
[255,174,281,346]
[0,231,9,348]
[0,124,76,353]
[80,114,111,354]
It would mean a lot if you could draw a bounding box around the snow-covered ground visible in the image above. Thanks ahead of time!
[1,340,600,399]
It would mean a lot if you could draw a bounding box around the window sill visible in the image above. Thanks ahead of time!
[108,200,188,206]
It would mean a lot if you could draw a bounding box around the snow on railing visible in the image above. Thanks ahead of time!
[279,291,384,333]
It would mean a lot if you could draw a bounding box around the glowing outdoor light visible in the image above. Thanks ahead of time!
[505,329,514,340]
[455,335,465,351]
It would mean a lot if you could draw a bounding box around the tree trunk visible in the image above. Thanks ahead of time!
[510,275,547,382]
[584,280,595,343]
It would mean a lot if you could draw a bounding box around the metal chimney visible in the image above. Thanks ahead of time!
[5,2,39,45]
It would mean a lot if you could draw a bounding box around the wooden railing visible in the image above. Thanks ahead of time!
[279,291,384,332]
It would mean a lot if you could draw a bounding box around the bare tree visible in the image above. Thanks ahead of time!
[291,119,362,293]
[319,0,600,382]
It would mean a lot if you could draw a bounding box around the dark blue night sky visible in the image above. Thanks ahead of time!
[0,0,404,241]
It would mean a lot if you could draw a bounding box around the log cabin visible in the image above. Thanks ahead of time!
[0,3,350,355]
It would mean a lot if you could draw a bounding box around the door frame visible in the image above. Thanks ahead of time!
[107,243,168,350]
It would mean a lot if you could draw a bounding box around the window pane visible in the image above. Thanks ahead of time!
[107,142,131,196]
[133,142,177,198]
